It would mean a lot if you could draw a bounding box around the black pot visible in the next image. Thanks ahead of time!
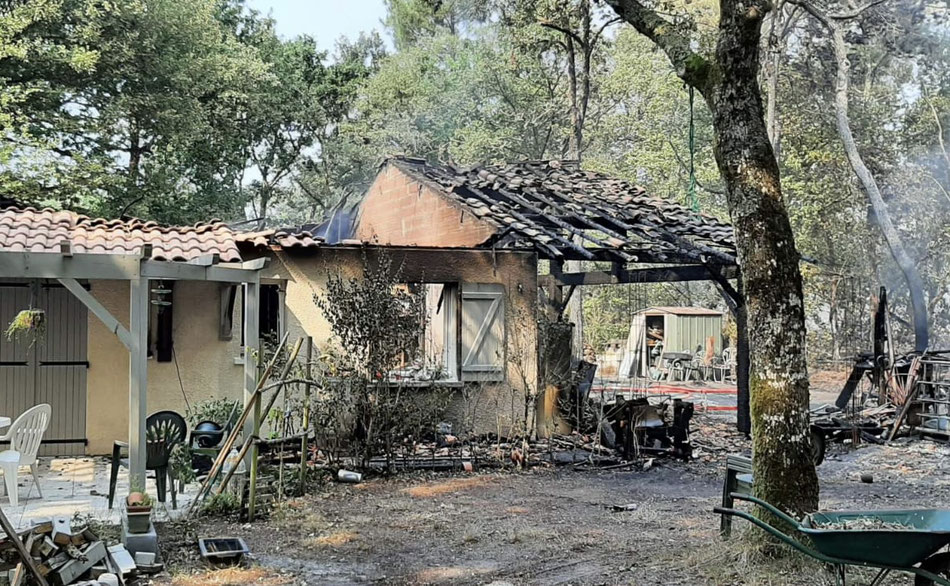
[193,420,225,448]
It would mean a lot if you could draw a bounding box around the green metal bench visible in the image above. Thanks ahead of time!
[720,454,753,537]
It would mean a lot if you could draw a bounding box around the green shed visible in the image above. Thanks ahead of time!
[619,306,724,378]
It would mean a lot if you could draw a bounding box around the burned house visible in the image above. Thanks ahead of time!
[349,156,748,431]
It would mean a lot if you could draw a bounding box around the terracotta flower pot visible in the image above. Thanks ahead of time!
[126,493,153,534]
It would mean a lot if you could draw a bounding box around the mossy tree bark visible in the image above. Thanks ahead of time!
[606,0,820,515]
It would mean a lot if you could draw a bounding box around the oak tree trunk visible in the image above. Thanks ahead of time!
[607,0,819,515]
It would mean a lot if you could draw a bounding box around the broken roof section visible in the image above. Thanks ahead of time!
[0,207,241,262]
[388,157,737,266]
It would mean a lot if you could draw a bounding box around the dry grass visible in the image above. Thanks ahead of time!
[404,476,496,498]
[413,565,494,583]
[305,530,360,548]
[170,566,293,585]
[673,532,848,585]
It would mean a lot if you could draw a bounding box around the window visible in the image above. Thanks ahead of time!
[259,284,281,340]
[234,283,284,347]
[422,283,458,381]
[418,282,505,383]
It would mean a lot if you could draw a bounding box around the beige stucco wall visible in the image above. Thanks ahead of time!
[81,246,541,454]
[85,280,244,454]
[248,246,541,437]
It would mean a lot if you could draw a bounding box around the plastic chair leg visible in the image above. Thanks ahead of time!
[30,463,42,499]
[1,462,18,506]
[170,471,177,510]
[155,468,167,503]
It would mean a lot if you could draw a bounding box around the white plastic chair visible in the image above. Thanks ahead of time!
[0,404,51,505]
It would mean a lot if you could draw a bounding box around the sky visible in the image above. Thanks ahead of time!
[245,0,391,54]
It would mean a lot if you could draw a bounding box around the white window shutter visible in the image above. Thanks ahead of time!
[461,283,505,382]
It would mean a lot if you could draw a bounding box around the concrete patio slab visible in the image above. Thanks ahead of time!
[0,456,197,530]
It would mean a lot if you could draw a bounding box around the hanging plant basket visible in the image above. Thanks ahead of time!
[5,309,46,343]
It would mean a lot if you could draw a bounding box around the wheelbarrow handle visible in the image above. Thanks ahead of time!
[728,492,802,529]
[714,506,838,565]
[715,506,950,586]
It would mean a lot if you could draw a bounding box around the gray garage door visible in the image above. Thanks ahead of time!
[0,283,88,456]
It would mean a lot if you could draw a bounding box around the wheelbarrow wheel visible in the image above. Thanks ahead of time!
[915,551,950,586]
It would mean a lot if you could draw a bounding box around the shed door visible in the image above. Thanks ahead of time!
[460,283,505,382]
[0,283,88,456]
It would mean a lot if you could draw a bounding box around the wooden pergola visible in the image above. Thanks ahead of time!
[0,248,266,489]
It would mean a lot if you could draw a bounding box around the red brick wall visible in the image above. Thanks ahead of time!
[355,164,498,247]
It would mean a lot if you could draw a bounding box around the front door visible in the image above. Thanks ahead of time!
[0,282,88,456]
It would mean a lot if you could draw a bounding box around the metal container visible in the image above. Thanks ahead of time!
[337,469,362,483]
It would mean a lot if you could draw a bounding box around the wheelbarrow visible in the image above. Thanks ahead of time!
[715,493,950,585]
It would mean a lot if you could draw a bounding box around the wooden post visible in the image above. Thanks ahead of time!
[249,338,302,520]
[243,281,260,520]
[300,336,313,491]
[128,275,149,489]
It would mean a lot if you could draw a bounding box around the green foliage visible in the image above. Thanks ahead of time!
[187,397,239,429]
[201,491,241,517]
[5,309,46,343]
[314,250,452,467]
[2,0,948,363]
[0,0,378,226]
[169,443,196,485]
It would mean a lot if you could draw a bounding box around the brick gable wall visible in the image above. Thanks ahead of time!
[355,164,498,247]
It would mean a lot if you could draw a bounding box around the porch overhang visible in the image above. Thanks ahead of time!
[0,250,265,489]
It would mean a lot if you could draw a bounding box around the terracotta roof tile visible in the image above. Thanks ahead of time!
[388,157,737,265]
[0,207,241,262]
[235,229,325,250]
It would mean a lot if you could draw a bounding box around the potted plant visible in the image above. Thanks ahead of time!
[125,486,153,534]
[5,308,46,344]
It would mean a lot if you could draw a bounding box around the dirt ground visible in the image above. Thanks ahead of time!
[156,411,950,586]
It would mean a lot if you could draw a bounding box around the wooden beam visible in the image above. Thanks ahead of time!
[128,275,149,489]
[0,251,263,283]
[239,257,269,270]
[141,260,261,283]
[187,253,220,266]
[550,264,738,286]
[0,251,140,280]
[58,278,132,350]
[242,280,260,452]
[243,280,260,520]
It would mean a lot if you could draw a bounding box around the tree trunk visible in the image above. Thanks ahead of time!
[128,123,142,191]
[825,24,929,352]
[707,1,818,516]
[566,36,582,160]
[764,47,782,156]
[606,0,819,515]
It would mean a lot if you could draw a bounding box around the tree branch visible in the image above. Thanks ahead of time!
[590,16,623,50]
[538,20,585,47]
[604,0,712,90]
[829,0,888,19]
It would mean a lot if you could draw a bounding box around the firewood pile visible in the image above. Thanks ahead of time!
[0,516,134,586]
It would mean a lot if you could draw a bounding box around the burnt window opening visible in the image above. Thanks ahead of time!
[240,283,283,346]
[260,284,281,341]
